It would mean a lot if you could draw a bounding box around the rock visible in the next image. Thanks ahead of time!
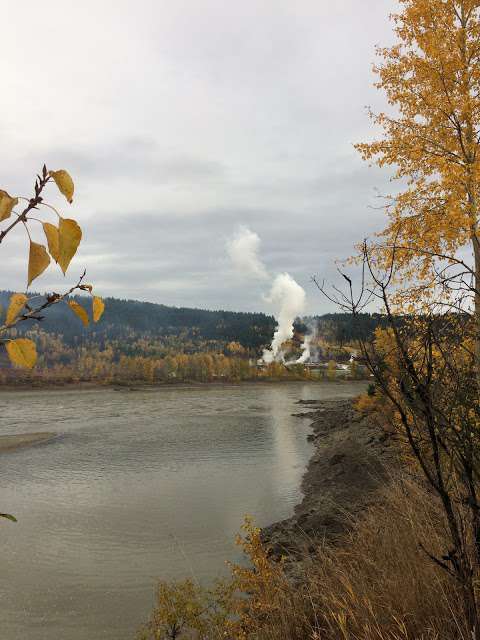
[291,412,318,418]
[329,453,346,466]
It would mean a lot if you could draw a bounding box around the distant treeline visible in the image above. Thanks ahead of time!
[0,291,387,352]
[312,313,389,346]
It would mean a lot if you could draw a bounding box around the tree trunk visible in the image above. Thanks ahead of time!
[472,235,480,390]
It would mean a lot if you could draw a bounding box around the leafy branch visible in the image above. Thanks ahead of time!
[0,166,104,369]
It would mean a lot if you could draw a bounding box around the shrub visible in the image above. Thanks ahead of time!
[138,474,469,639]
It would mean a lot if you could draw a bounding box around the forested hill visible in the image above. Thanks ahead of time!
[0,291,277,350]
[0,291,388,354]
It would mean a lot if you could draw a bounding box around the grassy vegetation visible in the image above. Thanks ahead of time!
[265,476,462,640]
[137,466,470,640]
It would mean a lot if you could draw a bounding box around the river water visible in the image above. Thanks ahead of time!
[0,381,364,640]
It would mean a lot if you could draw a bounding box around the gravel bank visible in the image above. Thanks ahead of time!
[262,399,398,565]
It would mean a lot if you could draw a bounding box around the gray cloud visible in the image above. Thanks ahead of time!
[17,139,227,185]
[0,0,400,314]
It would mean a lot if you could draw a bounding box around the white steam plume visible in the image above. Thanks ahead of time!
[226,226,269,280]
[296,333,313,364]
[295,323,318,364]
[262,273,306,363]
[225,227,308,364]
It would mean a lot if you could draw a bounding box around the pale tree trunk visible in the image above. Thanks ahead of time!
[474,236,480,386]
[466,153,480,640]
[458,9,479,636]
[466,126,480,391]
[459,3,480,382]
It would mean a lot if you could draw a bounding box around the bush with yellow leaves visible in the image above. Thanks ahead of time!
[138,476,469,640]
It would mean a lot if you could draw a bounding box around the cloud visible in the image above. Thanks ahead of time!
[0,0,400,314]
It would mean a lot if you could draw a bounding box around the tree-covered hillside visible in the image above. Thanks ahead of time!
[0,291,389,354]
[0,291,277,351]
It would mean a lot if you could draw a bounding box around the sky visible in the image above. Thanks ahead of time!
[1,0,400,315]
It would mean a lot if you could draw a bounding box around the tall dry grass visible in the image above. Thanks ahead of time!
[138,474,471,639]
[243,475,468,640]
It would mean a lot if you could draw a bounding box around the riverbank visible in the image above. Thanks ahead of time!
[0,432,58,452]
[262,398,399,569]
[0,378,367,392]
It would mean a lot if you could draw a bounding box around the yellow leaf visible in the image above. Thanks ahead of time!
[5,339,37,369]
[92,296,105,322]
[0,190,18,222]
[58,218,82,275]
[68,300,89,327]
[6,293,28,325]
[28,242,50,286]
[49,169,74,203]
[42,222,60,262]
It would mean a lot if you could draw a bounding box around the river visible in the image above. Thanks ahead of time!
[0,381,364,639]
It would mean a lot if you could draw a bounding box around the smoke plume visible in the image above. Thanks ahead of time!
[262,273,306,363]
[226,226,269,280]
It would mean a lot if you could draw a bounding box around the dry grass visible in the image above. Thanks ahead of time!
[245,475,468,640]
[139,474,471,639]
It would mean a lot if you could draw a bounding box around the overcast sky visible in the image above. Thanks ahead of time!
[1,0,400,314]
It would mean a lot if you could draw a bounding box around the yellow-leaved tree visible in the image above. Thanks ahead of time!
[356,0,480,356]
[315,2,480,635]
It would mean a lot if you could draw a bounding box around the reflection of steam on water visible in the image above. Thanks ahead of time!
[267,387,313,503]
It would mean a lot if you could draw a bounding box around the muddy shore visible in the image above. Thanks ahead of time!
[0,378,369,393]
[262,399,398,566]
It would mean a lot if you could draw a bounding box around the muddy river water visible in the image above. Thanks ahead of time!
[0,382,364,639]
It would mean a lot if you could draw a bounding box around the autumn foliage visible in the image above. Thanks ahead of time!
[0,166,104,369]
[357,0,480,268]
[138,477,475,640]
